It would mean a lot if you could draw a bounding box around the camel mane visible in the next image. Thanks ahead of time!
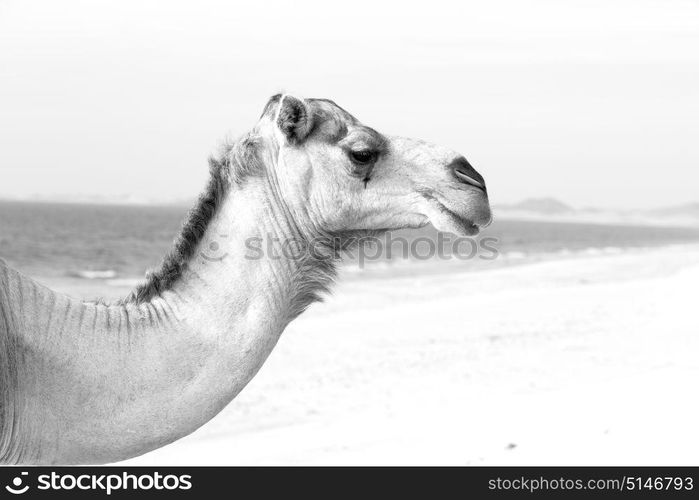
[125,133,264,304]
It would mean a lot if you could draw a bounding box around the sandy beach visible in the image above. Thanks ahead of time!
[34,244,699,465]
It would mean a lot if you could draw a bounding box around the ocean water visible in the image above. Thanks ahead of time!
[2,200,699,282]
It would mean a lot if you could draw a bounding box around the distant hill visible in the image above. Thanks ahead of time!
[495,198,699,228]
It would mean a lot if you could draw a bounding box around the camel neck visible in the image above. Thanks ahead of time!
[172,175,336,333]
[120,177,338,458]
[10,176,337,465]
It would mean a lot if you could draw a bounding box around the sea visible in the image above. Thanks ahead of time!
[2,200,699,286]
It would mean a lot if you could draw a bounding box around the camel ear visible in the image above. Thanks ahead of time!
[276,95,313,143]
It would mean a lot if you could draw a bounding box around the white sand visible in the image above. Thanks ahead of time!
[47,245,699,465]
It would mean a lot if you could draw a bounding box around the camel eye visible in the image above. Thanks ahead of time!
[349,150,375,165]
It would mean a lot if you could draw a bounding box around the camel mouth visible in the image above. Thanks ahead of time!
[418,188,491,236]
[427,199,488,236]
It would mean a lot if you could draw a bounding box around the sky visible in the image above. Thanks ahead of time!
[0,0,697,209]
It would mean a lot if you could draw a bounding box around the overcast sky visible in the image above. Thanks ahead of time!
[1,0,697,208]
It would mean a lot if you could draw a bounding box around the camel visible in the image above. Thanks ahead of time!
[0,94,491,464]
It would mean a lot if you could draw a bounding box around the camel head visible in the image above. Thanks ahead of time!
[255,94,491,238]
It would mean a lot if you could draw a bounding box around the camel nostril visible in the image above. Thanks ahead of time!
[449,157,486,192]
